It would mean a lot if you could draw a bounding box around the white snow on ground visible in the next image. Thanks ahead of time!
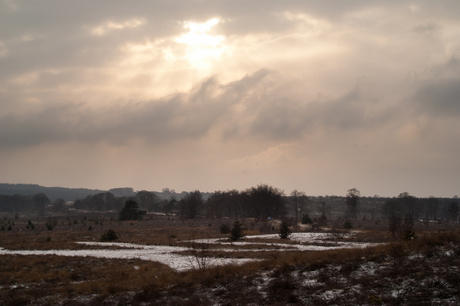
[192,232,341,244]
[0,232,378,271]
[190,232,378,252]
[0,244,255,271]
[248,232,351,242]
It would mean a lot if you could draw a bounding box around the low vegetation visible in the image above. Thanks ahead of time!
[1,184,460,305]
[0,212,459,305]
[230,220,245,241]
[100,229,118,242]
[118,200,146,221]
[278,221,292,239]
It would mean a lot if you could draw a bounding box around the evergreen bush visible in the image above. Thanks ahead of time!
[230,221,245,241]
[101,229,118,242]
[301,214,313,224]
[278,222,292,239]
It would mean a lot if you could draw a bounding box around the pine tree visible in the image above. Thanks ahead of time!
[230,221,245,241]
[119,200,146,221]
[278,221,291,239]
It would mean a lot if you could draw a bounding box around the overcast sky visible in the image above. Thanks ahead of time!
[1,0,459,197]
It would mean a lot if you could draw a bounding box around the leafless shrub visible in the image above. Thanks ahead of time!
[389,212,416,241]
[186,229,213,271]
[189,239,213,271]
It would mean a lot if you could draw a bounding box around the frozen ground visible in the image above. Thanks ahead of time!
[0,232,377,271]
[190,232,379,252]
[0,243,253,271]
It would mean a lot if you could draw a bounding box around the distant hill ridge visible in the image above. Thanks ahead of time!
[0,184,211,202]
[0,183,105,201]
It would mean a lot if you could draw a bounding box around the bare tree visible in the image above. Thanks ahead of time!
[179,191,203,219]
[425,197,439,222]
[389,211,415,240]
[346,188,360,220]
[187,229,213,271]
[290,190,308,228]
[32,193,51,216]
[389,214,401,238]
[136,191,161,212]
[448,202,459,225]
[190,240,212,271]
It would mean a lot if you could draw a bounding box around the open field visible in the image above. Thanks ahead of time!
[1,213,460,305]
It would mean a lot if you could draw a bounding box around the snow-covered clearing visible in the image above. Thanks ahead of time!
[191,232,379,252]
[0,232,377,271]
[0,243,253,271]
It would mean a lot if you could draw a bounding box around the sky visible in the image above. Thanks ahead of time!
[1,0,459,197]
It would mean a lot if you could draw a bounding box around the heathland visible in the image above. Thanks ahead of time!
[1,185,459,305]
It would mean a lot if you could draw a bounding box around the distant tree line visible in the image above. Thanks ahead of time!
[70,184,287,220]
[1,184,459,225]
[204,185,286,219]
[71,190,175,213]
[383,192,459,224]
[0,193,51,215]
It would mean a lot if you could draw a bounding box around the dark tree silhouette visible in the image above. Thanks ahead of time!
[53,198,67,212]
[230,221,245,241]
[425,197,440,221]
[398,192,419,218]
[278,221,292,239]
[346,188,360,220]
[100,229,118,241]
[119,200,146,221]
[206,190,244,219]
[163,198,177,215]
[179,191,203,219]
[136,191,161,212]
[32,193,51,216]
[301,213,313,224]
[245,185,286,219]
[290,190,308,227]
[448,202,459,224]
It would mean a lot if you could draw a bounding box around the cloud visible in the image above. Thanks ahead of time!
[1,0,460,196]
[412,56,460,117]
[0,69,405,148]
[415,78,460,116]
[90,18,146,36]
[0,41,7,57]
[413,23,440,34]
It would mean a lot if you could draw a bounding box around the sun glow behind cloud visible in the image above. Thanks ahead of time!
[175,18,228,69]
[2,1,460,196]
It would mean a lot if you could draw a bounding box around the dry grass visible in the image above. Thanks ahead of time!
[0,254,178,305]
[2,213,460,305]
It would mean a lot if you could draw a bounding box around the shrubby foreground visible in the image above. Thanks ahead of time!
[0,213,459,305]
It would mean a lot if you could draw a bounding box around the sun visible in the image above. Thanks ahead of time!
[175,18,227,68]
